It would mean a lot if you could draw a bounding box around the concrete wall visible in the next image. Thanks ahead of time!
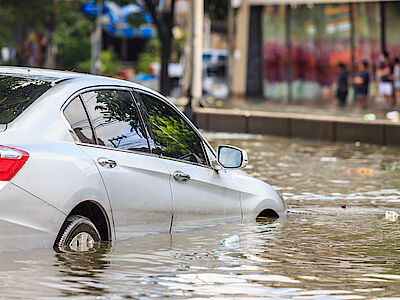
[194,108,400,146]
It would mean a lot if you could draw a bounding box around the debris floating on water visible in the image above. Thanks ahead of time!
[357,168,376,175]
[382,165,398,171]
[220,235,240,246]
[385,210,399,222]
[286,210,311,215]
[321,157,337,162]
[347,168,376,175]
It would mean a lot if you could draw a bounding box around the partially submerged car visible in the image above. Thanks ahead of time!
[0,67,285,252]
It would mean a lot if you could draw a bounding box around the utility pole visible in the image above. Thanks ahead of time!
[181,4,193,99]
[230,0,249,98]
[91,0,103,75]
[192,0,204,109]
[285,4,292,104]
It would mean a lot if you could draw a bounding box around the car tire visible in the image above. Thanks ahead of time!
[54,215,101,252]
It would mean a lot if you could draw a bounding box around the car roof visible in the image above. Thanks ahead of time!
[0,66,164,98]
[0,66,86,82]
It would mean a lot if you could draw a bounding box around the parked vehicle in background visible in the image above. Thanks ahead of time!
[202,48,228,65]
[149,61,184,80]
[148,48,228,81]
[147,61,183,97]
[203,62,230,100]
[148,49,229,97]
[0,67,285,252]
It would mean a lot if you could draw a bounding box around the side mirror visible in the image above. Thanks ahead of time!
[217,145,248,169]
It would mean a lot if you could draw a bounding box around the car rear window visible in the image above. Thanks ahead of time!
[0,75,52,124]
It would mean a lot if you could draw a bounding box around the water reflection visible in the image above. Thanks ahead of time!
[54,243,112,297]
[0,134,400,299]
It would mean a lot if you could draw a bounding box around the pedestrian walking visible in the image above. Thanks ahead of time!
[353,60,370,109]
[393,57,400,107]
[377,51,393,108]
[336,62,348,108]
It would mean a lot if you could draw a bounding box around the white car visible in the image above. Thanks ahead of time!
[0,67,285,252]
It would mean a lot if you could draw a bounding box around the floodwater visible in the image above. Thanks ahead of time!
[2,133,400,299]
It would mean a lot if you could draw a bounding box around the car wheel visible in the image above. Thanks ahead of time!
[54,215,100,252]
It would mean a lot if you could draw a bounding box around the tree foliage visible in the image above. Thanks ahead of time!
[205,0,229,21]
[54,3,93,70]
[0,0,100,70]
[0,4,15,48]
[136,38,160,74]
[78,50,121,76]
[143,0,176,95]
[0,0,59,65]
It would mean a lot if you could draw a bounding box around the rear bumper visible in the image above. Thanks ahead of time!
[0,182,66,251]
[0,220,57,251]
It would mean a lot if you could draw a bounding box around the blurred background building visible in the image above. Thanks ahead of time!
[231,0,400,102]
[2,0,400,107]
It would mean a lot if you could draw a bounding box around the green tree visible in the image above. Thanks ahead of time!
[205,0,229,21]
[0,5,15,51]
[0,0,93,69]
[136,38,160,74]
[54,4,93,70]
[78,50,121,76]
[143,0,176,96]
[0,0,58,66]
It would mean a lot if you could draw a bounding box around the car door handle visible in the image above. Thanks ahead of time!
[97,158,117,168]
[173,171,190,182]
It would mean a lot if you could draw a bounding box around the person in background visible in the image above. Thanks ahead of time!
[377,51,393,108]
[336,62,348,108]
[353,60,370,109]
[393,57,400,107]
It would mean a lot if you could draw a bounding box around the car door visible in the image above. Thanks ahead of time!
[135,91,242,231]
[65,88,173,240]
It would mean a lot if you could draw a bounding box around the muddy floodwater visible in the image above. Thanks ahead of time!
[2,133,400,299]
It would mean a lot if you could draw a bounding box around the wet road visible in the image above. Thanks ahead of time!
[1,133,400,299]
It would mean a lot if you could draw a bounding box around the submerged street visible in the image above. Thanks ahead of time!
[1,133,400,299]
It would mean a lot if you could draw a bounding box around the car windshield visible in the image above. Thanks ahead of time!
[202,54,212,62]
[206,64,226,77]
[0,74,52,124]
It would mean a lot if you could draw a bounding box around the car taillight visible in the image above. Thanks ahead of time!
[0,146,29,181]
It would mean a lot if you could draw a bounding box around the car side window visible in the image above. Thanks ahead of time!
[63,96,96,144]
[139,93,208,166]
[81,90,150,153]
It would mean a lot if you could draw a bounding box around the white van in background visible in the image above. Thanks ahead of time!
[202,48,228,65]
